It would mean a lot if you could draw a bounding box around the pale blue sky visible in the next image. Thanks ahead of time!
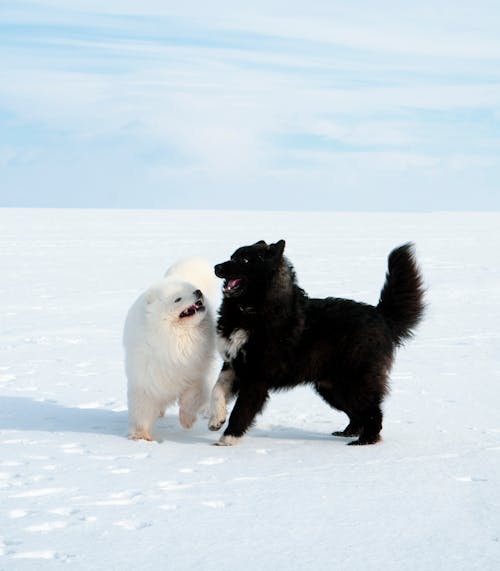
[1,0,500,210]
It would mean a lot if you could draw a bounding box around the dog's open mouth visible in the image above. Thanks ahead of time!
[179,299,205,318]
[223,278,244,295]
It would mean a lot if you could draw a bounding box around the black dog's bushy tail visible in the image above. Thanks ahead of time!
[377,243,425,346]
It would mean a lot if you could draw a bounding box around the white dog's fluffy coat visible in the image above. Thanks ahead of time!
[123,257,218,441]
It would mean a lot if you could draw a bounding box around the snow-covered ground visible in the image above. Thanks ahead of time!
[1,209,499,570]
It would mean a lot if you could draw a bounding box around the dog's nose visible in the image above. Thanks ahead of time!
[194,289,202,299]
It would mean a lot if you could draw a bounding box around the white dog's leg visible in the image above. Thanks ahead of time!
[178,382,209,429]
[208,365,236,431]
[128,389,159,442]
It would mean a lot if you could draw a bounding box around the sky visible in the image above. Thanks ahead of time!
[1,0,500,210]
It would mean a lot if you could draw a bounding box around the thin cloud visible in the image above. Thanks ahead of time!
[1,1,500,208]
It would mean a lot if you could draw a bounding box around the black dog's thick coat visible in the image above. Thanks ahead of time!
[213,240,425,445]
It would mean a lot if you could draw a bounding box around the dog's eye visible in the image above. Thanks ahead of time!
[174,297,182,303]
[241,258,249,264]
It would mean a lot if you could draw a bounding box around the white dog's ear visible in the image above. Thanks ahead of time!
[145,290,157,305]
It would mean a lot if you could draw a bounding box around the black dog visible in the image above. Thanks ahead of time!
[208,240,424,446]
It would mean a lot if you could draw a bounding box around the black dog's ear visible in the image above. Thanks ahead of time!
[269,239,286,258]
[254,240,268,247]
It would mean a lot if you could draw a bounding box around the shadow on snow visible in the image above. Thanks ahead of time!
[0,396,345,444]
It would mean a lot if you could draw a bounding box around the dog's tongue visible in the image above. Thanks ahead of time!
[228,279,242,288]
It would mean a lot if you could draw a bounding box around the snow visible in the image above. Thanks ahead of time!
[1,208,499,570]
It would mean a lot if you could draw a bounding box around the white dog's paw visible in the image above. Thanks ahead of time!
[128,429,153,442]
[213,435,241,446]
[179,409,197,430]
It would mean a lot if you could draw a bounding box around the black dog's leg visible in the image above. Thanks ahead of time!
[348,405,383,445]
[208,362,238,431]
[214,385,269,446]
[314,383,362,437]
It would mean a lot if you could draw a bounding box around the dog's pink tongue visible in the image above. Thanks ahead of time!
[228,279,241,288]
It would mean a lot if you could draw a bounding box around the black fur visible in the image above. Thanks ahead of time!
[214,240,425,445]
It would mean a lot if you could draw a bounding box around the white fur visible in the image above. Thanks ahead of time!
[217,329,249,361]
[123,258,219,441]
[165,256,220,311]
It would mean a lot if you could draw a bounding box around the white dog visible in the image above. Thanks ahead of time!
[123,257,218,441]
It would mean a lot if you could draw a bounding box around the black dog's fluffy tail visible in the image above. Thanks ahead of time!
[377,243,425,346]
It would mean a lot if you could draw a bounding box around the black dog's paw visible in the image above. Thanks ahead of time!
[347,434,381,446]
[332,428,360,437]
[332,422,361,437]
[208,419,226,431]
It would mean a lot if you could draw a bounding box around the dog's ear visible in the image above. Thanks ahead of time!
[269,239,286,258]
[254,240,268,247]
[145,290,157,305]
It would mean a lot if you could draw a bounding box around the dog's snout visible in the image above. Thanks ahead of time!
[214,263,224,277]
[194,289,202,299]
